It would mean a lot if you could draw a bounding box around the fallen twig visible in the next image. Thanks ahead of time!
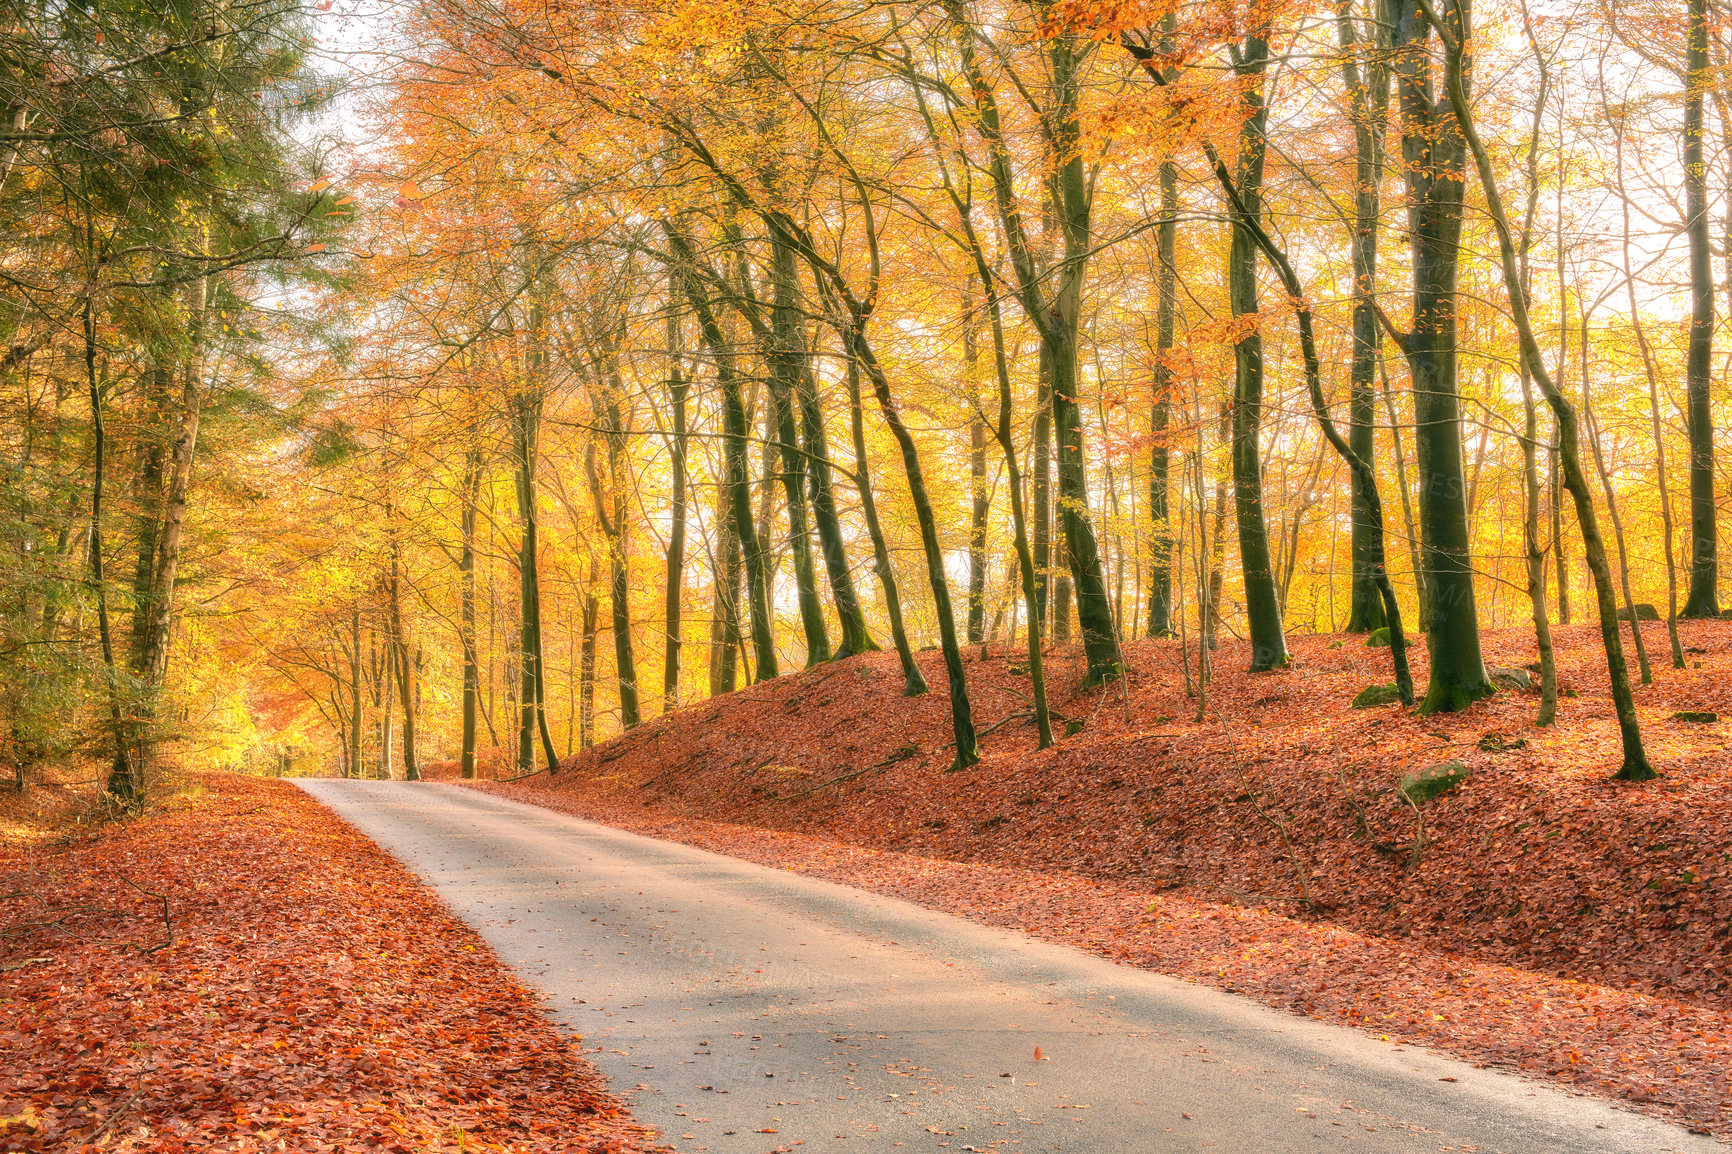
[84,1085,144,1146]
[117,874,173,953]
[772,744,921,802]
[0,955,50,972]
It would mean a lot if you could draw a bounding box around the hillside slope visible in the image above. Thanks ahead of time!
[490,621,1732,1011]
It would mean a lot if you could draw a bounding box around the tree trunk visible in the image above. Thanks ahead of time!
[847,357,927,696]
[348,608,364,776]
[1582,365,1653,685]
[843,327,977,769]
[581,553,598,749]
[1341,0,1391,633]
[678,266,779,681]
[797,351,876,657]
[1148,150,1177,638]
[1391,0,1492,713]
[460,443,481,779]
[767,234,830,664]
[589,373,641,729]
[663,302,688,711]
[1033,341,1052,630]
[1227,26,1290,672]
[978,273,1053,747]
[387,527,419,781]
[1683,0,1720,617]
[1429,1,1654,779]
[965,297,989,645]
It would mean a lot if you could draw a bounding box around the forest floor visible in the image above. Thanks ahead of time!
[0,773,658,1153]
[450,619,1732,1137]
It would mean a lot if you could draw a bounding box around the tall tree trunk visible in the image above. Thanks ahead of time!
[125,367,170,669]
[348,607,364,777]
[663,304,688,712]
[1683,0,1720,617]
[1617,124,1688,669]
[767,234,830,664]
[1227,24,1290,671]
[965,297,989,645]
[1550,445,1569,622]
[513,361,560,774]
[710,493,742,696]
[1341,0,1391,633]
[107,266,210,798]
[581,553,598,749]
[847,357,927,696]
[1513,14,1558,724]
[843,326,977,769]
[1033,341,1052,629]
[1582,358,1653,685]
[946,3,1119,682]
[1429,0,1654,779]
[798,352,876,657]
[978,273,1053,747]
[678,264,779,681]
[588,385,641,729]
[1519,371,1559,724]
[85,301,129,801]
[460,442,481,779]
[1148,146,1177,638]
[1391,0,1492,713]
[387,526,419,781]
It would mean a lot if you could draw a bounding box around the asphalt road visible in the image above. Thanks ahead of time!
[296,779,1716,1153]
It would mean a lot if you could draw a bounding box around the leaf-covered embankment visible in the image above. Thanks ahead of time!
[469,620,1732,1134]
[0,775,657,1153]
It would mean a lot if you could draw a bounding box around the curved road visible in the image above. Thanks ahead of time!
[296,780,1713,1153]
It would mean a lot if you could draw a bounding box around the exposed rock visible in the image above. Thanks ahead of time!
[1365,627,1391,648]
[1489,666,1532,691]
[1615,603,1661,622]
[1478,732,1527,752]
[1351,684,1401,709]
[1400,760,1472,806]
[1672,710,1720,724]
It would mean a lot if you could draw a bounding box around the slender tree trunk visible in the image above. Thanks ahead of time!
[581,554,598,749]
[1341,0,1391,633]
[1046,34,1121,683]
[1582,360,1653,685]
[710,493,742,695]
[1033,342,1052,630]
[767,234,830,664]
[843,327,976,768]
[798,351,876,656]
[589,375,641,729]
[1683,0,1721,617]
[1429,2,1654,779]
[1617,129,1688,669]
[513,372,560,773]
[944,4,1118,681]
[1227,26,1290,671]
[847,357,927,696]
[965,297,989,645]
[1391,0,1491,713]
[1148,150,1177,638]
[461,442,481,779]
[387,527,419,781]
[1519,371,1559,724]
[348,607,364,777]
[85,301,130,800]
[663,305,688,712]
[979,275,1052,747]
[1377,357,1428,628]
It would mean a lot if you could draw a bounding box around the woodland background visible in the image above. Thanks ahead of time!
[2,0,1727,794]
